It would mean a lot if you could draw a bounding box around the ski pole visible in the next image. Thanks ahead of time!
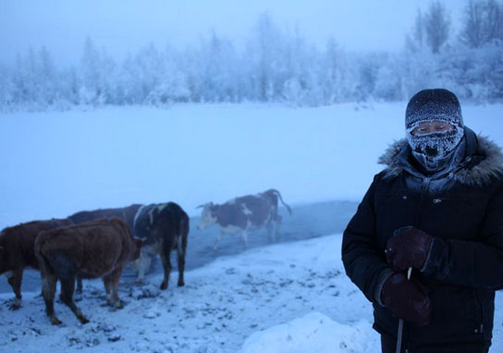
[395,267,412,353]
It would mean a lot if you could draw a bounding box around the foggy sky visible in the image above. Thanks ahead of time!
[0,0,466,67]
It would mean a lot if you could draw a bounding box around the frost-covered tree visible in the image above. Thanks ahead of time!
[197,32,241,102]
[319,37,349,104]
[460,0,503,48]
[424,1,451,54]
[80,37,104,105]
[245,12,285,101]
[405,10,428,53]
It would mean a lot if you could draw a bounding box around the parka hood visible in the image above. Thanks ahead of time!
[379,127,503,187]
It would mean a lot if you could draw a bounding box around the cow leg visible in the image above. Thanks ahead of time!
[104,269,124,309]
[266,222,274,243]
[60,276,89,324]
[41,272,61,325]
[6,268,23,310]
[274,214,283,240]
[214,231,224,250]
[176,236,187,287]
[111,270,124,309]
[136,249,153,284]
[103,277,112,304]
[241,230,248,248]
[76,277,83,294]
[159,239,173,290]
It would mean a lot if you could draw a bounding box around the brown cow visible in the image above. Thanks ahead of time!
[68,204,142,291]
[35,218,142,325]
[0,218,73,309]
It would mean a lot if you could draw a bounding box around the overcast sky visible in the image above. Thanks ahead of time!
[0,0,466,67]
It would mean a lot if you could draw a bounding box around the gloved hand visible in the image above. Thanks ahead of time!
[386,226,433,272]
[381,272,431,326]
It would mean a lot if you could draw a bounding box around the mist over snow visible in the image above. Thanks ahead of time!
[2,103,503,229]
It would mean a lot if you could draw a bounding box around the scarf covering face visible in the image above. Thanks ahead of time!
[406,123,464,172]
[405,89,465,173]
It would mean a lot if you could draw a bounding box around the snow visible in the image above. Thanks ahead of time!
[239,312,374,353]
[1,103,503,352]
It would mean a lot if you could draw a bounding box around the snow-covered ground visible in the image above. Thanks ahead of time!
[1,233,502,353]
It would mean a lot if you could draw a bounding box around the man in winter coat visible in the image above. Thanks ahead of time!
[342,88,503,353]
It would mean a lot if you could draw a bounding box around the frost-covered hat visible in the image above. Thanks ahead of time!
[405,88,463,130]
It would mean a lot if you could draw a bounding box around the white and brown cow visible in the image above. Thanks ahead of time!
[132,202,189,290]
[0,218,74,310]
[197,189,292,249]
[35,218,142,325]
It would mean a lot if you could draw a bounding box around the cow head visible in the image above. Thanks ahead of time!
[197,202,217,230]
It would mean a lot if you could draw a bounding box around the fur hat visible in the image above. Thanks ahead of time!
[405,89,463,129]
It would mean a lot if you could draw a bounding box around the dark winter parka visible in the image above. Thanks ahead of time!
[342,127,503,350]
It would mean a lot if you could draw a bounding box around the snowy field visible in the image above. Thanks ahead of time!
[1,103,503,352]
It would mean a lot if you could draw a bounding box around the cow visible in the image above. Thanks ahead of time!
[132,202,189,290]
[0,218,73,310]
[35,218,142,325]
[68,204,141,229]
[68,204,142,292]
[197,189,292,249]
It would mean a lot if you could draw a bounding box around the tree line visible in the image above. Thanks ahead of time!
[1,0,502,111]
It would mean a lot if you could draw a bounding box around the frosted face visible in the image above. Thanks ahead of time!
[410,121,455,136]
[406,120,464,172]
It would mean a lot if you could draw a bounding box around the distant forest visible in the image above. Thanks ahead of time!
[1,0,503,111]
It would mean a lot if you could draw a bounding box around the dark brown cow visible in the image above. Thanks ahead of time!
[132,202,189,290]
[197,189,292,249]
[35,218,142,325]
[68,204,142,292]
[0,218,73,309]
[68,204,141,229]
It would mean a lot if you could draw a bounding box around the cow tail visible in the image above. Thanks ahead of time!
[34,234,55,278]
[271,189,292,215]
[179,213,189,256]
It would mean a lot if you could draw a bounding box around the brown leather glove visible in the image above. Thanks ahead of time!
[386,226,433,272]
[381,272,432,326]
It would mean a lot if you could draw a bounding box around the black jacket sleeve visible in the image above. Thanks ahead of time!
[342,175,391,303]
[423,180,503,289]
